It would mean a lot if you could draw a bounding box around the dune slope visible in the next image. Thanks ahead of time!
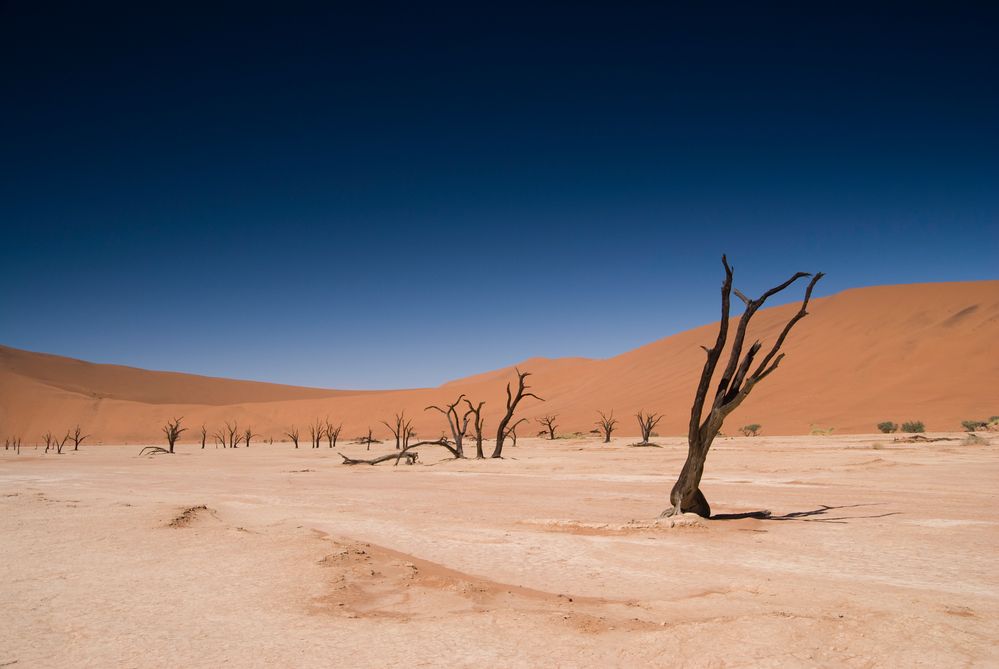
[1,280,996,442]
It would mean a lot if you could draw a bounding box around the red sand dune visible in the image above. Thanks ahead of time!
[1,280,996,443]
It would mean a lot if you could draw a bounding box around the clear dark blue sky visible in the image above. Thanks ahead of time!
[2,2,997,388]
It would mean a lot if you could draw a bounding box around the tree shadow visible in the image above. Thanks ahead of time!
[712,503,901,524]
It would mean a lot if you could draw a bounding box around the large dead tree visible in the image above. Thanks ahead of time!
[536,414,559,440]
[71,425,89,451]
[662,256,823,518]
[491,369,542,458]
[325,420,342,449]
[595,411,618,443]
[636,411,663,445]
[285,427,300,449]
[463,399,486,458]
[426,395,470,458]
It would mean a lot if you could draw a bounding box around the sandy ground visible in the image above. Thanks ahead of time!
[1,433,997,668]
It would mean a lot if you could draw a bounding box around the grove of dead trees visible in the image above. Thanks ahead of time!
[662,256,823,518]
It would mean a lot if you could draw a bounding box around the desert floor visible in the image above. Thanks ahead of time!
[1,434,997,668]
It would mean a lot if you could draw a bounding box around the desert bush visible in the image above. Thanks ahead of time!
[961,419,988,432]
[809,424,835,436]
[877,421,898,434]
[740,424,761,437]
[963,433,987,446]
[901,420,925,433]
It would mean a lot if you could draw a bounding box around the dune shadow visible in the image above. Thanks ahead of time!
[712,503,900,524]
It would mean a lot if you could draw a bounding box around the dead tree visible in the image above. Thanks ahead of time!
[365,427,374,450]
[504,418,528,447]
[536,414,559,440]
[243,427,258,448]
[662,256,823,518]
[492,369,542,458]
[71,425,90,451]
[636,411,663,445]
[142,417,187,455]
[200,424,208,449]
[339,437,461,466]
[42,431,55,453]
[225,421,243,448]
[212,427,227,449]
[309,418,324,449]
[340,451,419,466]
[595,411,618,443]
[426,394,469,458]
[325,420,342,449]
[381,412,409,450]
[285,427,300,449]
[54,432,70,454]
[463,399,486,458]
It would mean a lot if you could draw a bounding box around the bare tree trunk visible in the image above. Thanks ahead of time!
[636,411,662,444]
[537,414,558,440]
[492,369,542,458]
[463,399,485,459]
[663,256,823,518]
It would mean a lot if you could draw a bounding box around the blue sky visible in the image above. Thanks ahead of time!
[2,2,997,388]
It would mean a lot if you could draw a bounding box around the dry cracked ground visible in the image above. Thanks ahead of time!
[1,434,997,667]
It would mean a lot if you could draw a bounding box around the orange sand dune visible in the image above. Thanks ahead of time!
[1,280,996,443]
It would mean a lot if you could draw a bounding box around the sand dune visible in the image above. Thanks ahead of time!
[1,280,996,443]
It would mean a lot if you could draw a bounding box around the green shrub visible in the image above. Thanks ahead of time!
[740,424,761,437]
[901,420,925,433]
[961,420,987,432]
[877,421,898,434]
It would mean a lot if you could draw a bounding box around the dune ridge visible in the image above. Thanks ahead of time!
[1,280,996,442]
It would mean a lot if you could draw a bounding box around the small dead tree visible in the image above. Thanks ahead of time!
[71,425,90,451]
[212,427,227,449]
[381,412,409,450]
[662,256,823,518]
[55,431,70,454]
[426,394,470,458]
[636,411,663,445]
[142,417,187,455]
[200,424,208,449]
[309,418,324,449]
[595,410,618,443]
[492,369,542,458]
[463,399,486,458]
[243,427,258,448]
[536,414,559,440]
[325,419,342,449]
[504,418,528,447]
[42,431,56,453]
[285,427,301,449]
[225,421,243,448]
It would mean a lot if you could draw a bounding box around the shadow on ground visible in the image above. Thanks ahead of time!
[712,503,900,524]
